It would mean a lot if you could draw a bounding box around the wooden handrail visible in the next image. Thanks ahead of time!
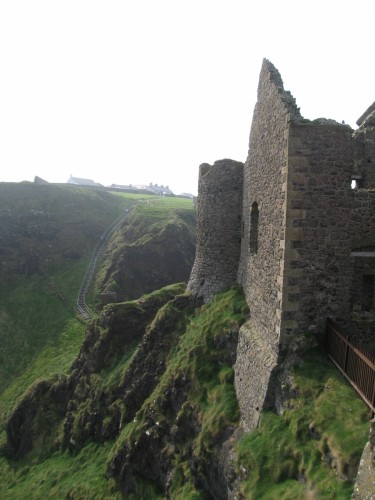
[326,318,375,413]
[326,319,375,371]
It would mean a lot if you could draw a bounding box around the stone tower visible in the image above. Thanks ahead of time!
[187,159,243,302]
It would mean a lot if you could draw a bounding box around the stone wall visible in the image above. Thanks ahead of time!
[234,60,302,430]
[283,122,354,341]
[234,320,279,432]
[238,59,301,347]
[349,190,375,350]
[187,159,243,302]
[236,64,375,351]
[282,113,375,347]
[352,191,375,249]
[350,109,375,348]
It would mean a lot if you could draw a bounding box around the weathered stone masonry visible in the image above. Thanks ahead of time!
[234,61,302,430]
[188,58,375,431]
[283,122,354,340]
[187,159,243,302]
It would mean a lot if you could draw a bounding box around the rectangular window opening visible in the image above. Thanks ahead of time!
[362,274,375,311]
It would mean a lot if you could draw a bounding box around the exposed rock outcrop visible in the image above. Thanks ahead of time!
[5,285,249,498]
[98,208,196,305]
[6,284,187,459]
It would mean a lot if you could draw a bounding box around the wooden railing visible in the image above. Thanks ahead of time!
[326,318,375,413]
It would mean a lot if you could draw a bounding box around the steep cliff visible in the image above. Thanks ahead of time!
[1,283,369,498]
[3,285,249,499]
[96,201,196,305]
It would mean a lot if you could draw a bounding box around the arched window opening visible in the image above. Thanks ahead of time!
[249,202,259,255]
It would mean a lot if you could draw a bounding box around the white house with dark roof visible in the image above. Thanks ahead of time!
[67,176,102,187]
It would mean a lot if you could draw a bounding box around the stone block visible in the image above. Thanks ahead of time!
[282,300,300,312]
[288,156,309,170]
[281,268,303,278]
[285,209,306,221]
[285,227,303,240]
[283,247,301,260]
[288,173,306,185]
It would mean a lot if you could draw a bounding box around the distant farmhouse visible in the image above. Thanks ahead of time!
[67,175,102,187]
[110,182,175,196]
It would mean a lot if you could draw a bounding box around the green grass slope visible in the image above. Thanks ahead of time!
[0,186,198,499]
[0,285,248,499]
[235,350,370,499]
[0,281,370,499]
[0,183,133,414]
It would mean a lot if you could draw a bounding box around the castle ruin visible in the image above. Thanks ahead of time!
[188,59,375,430]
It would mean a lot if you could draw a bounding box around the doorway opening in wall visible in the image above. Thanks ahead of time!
[249,202,259,254]
[362,274,375,311]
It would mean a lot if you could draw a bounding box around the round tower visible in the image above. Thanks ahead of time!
[187,159,244,302]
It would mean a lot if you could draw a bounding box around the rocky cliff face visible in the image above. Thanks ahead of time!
[353,422,375,499]
[5,285,249,498]
[6,284,189,459]
[97,207,196,305]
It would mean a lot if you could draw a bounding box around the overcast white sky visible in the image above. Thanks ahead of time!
[0,1,374,195]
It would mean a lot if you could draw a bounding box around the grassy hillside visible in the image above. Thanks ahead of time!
[0,285,248,499]
[0,186,197,496]
[0,184,150,417]
[0,283,370,499]
[0,187,195,414]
